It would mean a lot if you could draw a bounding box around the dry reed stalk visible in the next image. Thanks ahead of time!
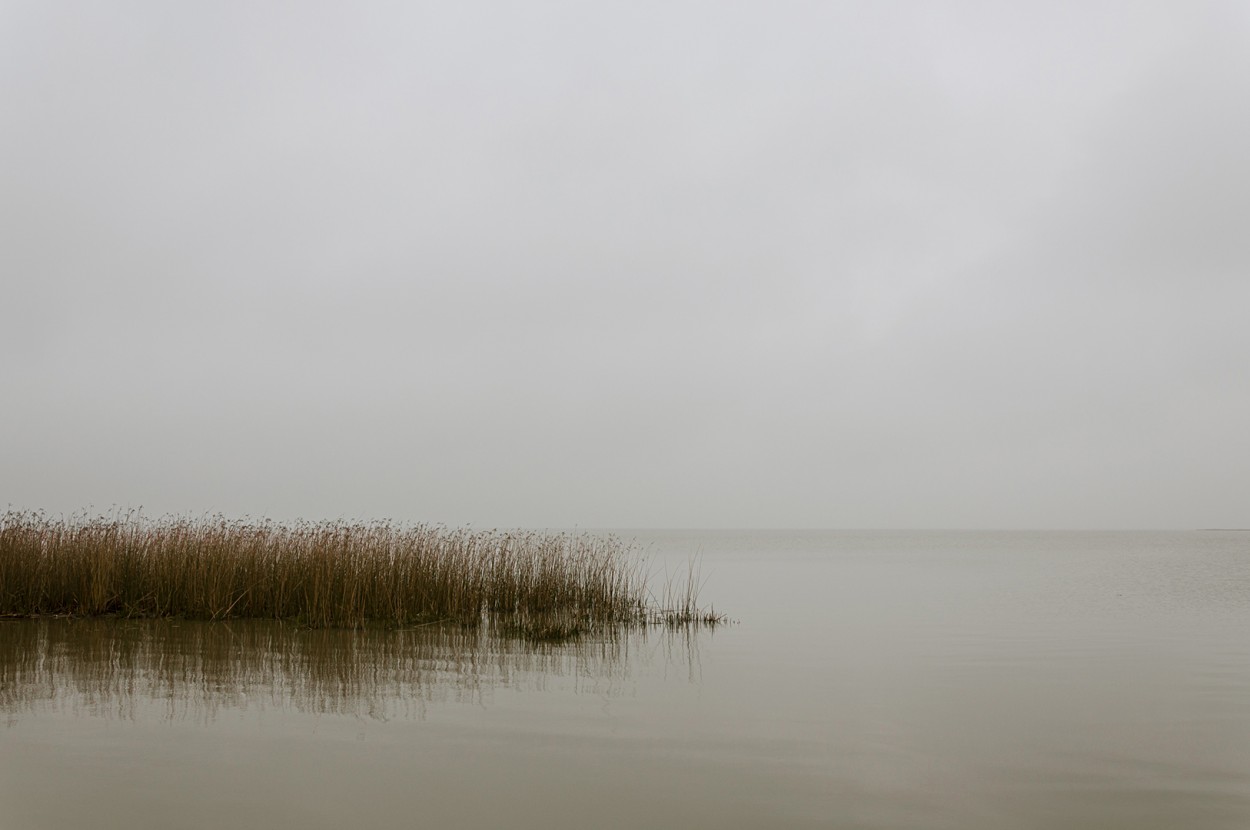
[0,512,720,632]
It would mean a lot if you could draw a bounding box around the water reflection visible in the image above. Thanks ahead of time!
[0,618,701,724]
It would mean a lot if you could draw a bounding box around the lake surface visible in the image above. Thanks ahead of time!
[3,530,1249,829]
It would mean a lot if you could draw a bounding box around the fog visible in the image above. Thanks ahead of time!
[3,1,1247,528]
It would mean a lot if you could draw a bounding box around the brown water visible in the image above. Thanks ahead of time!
[3,530,1250,829]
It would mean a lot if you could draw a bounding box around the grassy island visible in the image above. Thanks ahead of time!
[0,512,720,636]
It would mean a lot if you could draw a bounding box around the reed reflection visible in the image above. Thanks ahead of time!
[0,619,706,724]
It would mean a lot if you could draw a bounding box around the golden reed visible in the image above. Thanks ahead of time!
[0,511,693,631]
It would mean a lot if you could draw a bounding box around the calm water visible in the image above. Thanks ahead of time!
[3,530,1249,829]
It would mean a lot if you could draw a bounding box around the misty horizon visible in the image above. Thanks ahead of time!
[4,2,1248,529]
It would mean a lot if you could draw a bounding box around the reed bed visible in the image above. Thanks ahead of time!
[0,512,719,632]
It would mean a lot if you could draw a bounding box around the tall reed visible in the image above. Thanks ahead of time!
[0,512,677,630]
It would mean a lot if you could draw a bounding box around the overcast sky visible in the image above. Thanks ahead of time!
[3,1,1247,528]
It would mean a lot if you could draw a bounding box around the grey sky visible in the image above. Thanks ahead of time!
[3,1,1247,528]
